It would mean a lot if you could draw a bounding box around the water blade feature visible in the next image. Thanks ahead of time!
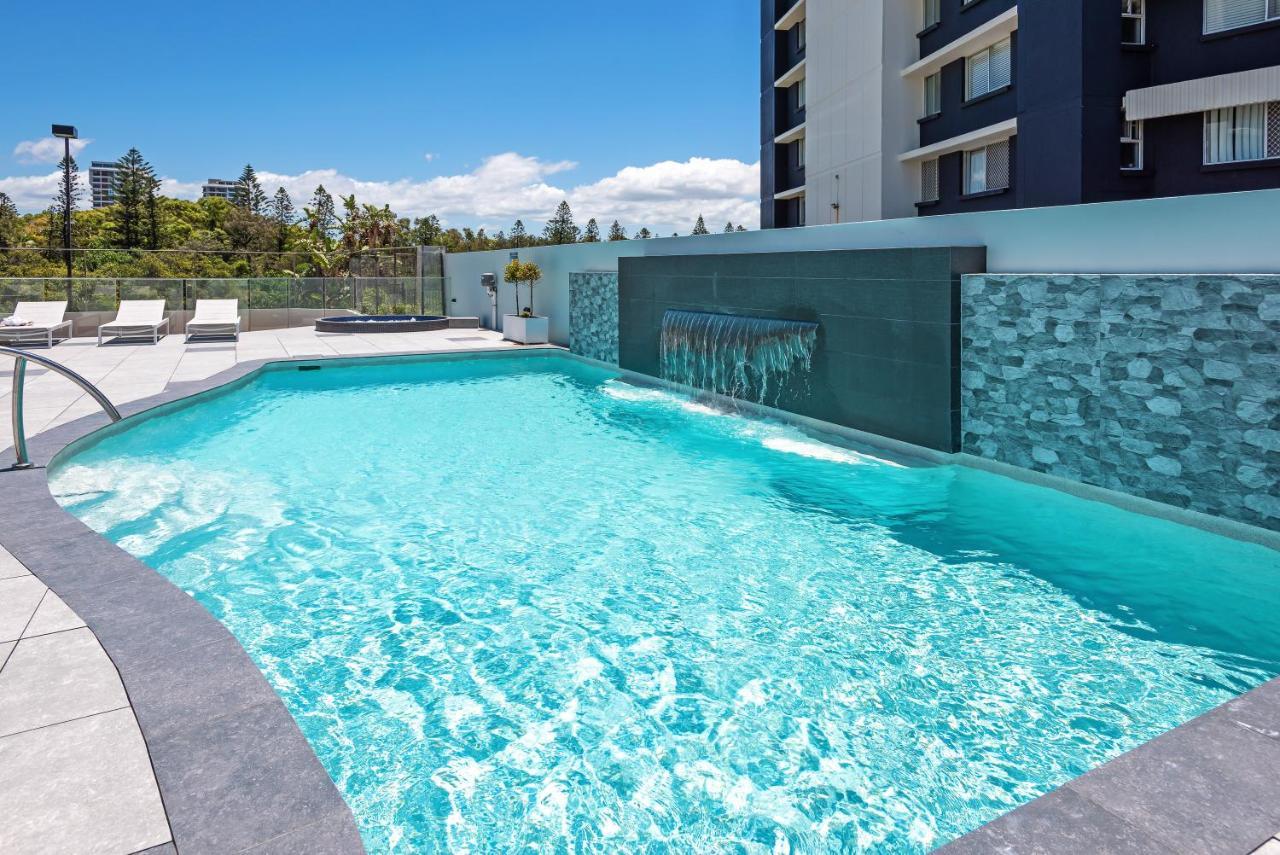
[660,309,818,405]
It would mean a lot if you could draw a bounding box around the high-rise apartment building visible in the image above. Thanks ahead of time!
[202,179,238,200]
[89,161,120,209]
[761,0,1280,227]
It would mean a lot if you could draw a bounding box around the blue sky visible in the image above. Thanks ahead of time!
[2,0,761,232]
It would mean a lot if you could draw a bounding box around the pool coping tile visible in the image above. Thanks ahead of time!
[1,344,1278,855]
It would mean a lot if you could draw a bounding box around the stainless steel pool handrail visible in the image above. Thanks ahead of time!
[2,345,122,469]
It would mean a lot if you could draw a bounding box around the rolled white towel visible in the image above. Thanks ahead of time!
[1,316,33,327]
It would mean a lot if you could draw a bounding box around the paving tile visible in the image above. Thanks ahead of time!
[937,786,1166,854]
[21,590,87,638]
[0,575,47,643]
[151,698,350,853]
[1250,838,1280,855]
[0,546,30,580]
[0,708,171,854]
[124,634,282,742]
[0,628,129,737]
[0,640,14,671]
[1069,716,1280,855]
[131,844,178,855]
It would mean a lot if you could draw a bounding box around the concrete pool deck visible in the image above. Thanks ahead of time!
[0,329,1277,854]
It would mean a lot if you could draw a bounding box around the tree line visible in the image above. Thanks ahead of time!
[0,149,749,279]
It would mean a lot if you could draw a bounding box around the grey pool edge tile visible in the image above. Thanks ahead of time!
[936,678,1280,854]
[130,844,177,855]
[5,346,1280,855]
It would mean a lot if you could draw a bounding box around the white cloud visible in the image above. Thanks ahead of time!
[2,151,762,233]
[159,177,205,199]
[423,152,437,162]
[0,170,85,212]
[13,137,92,165]
[253,152,758,234]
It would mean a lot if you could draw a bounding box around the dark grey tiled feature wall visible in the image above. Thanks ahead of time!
[963,274,1280,531]
[568,271,619,365]
[618,248,986,451]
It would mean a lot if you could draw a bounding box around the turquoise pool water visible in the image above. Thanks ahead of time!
[50,353,1280,853]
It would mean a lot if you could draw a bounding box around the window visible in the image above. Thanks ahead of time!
[797,197,806,226]
[921,159,940,202]
[923,0,941,27]
[796,20,806,52]
[964,139,1011,194]
[1204,0,1280,33]
[1204,101,1280,164]
[1121,120,1144,169]
[796,138,806,170]
[924,72,941,117]
[1122,0,1146,43]
[966,38,1012,100]
[796,78,806,110]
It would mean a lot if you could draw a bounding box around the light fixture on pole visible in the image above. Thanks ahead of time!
[51,124,78,280]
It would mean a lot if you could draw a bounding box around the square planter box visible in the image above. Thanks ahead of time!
[503,314,549,345]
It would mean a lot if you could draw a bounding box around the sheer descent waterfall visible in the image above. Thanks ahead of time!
[660,309,818,405]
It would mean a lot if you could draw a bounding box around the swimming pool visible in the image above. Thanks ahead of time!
[49,352,1280,853]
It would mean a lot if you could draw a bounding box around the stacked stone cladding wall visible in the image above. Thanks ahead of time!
[962,274,1279,530]
[568,272,619,365]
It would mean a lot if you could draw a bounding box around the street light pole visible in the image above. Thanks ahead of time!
[61,136,71,278]
[51,124,78,282]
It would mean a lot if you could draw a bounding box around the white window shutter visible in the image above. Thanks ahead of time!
[1204,0,1266,33]
[989,39,1012,89]
[968,50,990,99]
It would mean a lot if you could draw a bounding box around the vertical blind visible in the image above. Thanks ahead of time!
[925,73,941,116]
[924,0,941,27]
[1204,102,1269,163]
[965,140,1011,194]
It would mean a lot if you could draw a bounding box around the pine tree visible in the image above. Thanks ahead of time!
[608,221,628,241]
[306,185,338,242]
[234,164,268,214]
[111,149,152,248]
[543,201,580,244]
[145,174,162,250]
[0,192,19,248]
[736,225,747,232]
[581,218,601,242]
[510,219,527,247]
[634,227,652,240]
[692,215,709,235]
[43,205,62,253]
[724,222,735,233]
[52,154,81,275]
[270,187,295,252]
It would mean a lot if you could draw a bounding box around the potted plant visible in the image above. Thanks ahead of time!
[502,259,549,344]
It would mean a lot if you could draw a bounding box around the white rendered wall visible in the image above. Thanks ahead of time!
[804,0,886,226]
[880,0,924,219]
[444,189,1280,346]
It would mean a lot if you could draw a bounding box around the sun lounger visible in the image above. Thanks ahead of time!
[97,300,169,345]
[0,301,73,347]
[185,299,241,342]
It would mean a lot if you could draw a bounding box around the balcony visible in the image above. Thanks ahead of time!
[774,0,805,28]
